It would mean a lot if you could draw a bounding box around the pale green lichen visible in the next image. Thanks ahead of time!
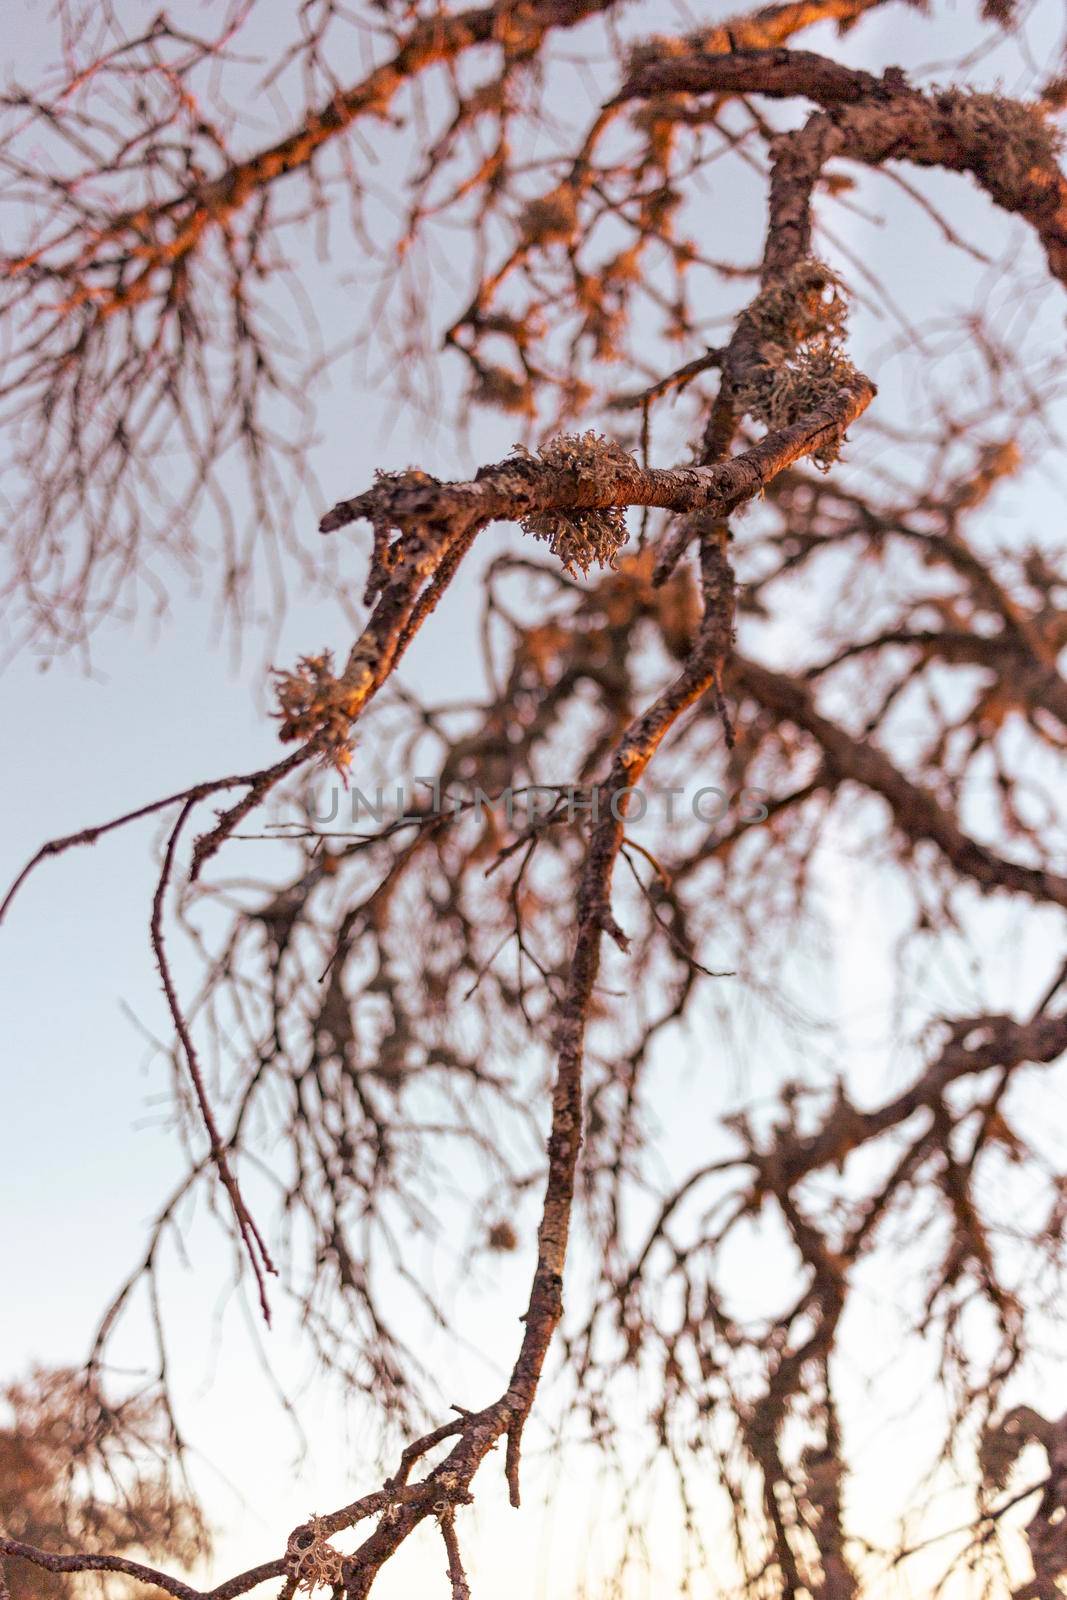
[516,431,633,576]
[272,650,361,771]
[285,1517,345,1594]
[733,258,857,470]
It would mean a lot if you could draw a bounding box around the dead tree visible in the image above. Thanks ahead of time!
[2,1,1067,1596]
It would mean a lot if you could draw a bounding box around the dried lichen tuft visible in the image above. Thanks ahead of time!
[516,431,634,576]
[1042,77,1067,114]
[469,362,535,416]
[733,258,858,469]
[750,344,859,447]
[624,30,690,80]
[740,259,848,348]
[516,183,579,246]
[953,438,1022,508]
[978,1406,1049,1493]
[285,1518,345,1594]
[272,651,361,772]
[937,88,1063,179]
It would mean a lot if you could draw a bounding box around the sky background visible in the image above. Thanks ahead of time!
[2,2,1066,1596]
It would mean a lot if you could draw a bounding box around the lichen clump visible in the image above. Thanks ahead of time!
[516,182,579,246]
[470,361,534,416]
[517,431,633,576]
[937,88,1063,181]
[733,258,858,470]
[272,651,360,772]
[487,1218,519,1251]
[285,1517,345,1594]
